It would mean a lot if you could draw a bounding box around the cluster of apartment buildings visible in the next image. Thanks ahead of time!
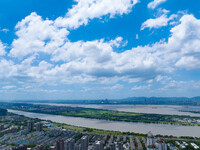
[0,124,18,136]
[56,136,95,150]
[147,132,167,150]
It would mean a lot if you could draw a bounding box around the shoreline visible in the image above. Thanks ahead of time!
[8,109,200,137]
[7,108,200,127]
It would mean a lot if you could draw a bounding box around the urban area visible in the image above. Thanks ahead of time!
[0,108,200,150]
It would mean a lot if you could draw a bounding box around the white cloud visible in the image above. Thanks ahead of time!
[141,13,177,30]
[136,34,139,39]
[2,85,16,90]
[9,12,69,58]
[55,0,138,29]
[131,84,151,90]
[0,40,6,56]
[148,0,167,9]
[107,84,124,90]
[1,28,9,33]
[175,56,200,70]
[0,59,16,79]
[1,12,200,88]
[45,37,166,84]
[9,0,138,59]
[162,80,200,91]
[1,0,200,99]
[167,14,200,69]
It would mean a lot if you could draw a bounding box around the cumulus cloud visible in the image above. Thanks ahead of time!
[46,37,166,84]
[148,0,167,9]
[141,11,177,30]
[1,1,200,90]
[4,13,200,86]
[1,0,200,99]
[167,14,200,69]
[9,12,69,58]
[9,0,139,59]
[175,56,200,70]
[49,14,200,84]
[0,59,16,78]
[55,0,138,29]
[0,40,6,56]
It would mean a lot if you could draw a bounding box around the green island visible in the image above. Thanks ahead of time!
[1,102,200,126]
[180,110,200,114]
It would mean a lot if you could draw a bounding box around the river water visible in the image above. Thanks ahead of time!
[8,109,200,137]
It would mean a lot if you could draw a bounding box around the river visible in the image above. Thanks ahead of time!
[8,109,200,137]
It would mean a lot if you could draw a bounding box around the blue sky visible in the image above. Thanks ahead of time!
[0,0,200,100]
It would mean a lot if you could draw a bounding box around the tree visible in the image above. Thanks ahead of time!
[0,108,7,116]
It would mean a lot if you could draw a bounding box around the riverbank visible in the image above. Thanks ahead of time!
[8,109,200,137]
[5,103,200,126]
[3,112,200,150]
[7,111,200,140]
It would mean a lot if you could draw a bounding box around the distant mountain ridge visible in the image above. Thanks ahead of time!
[7,96,200,106]
[121,96,200,101]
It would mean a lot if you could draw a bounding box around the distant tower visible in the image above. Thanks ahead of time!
[56,140,65,150]
[27,120,34,132]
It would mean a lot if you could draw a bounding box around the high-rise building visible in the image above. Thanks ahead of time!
[94,141,103,150]
[81,136,89,150]
[75,144,81,150]
[0,124,4,130]
[56,140,65,150]
[109,143,115,150]
[36,122,43,131]
[65,138,75,150]
[118,142,123,150]
[27,120,34,132]
[156,142,167,150]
